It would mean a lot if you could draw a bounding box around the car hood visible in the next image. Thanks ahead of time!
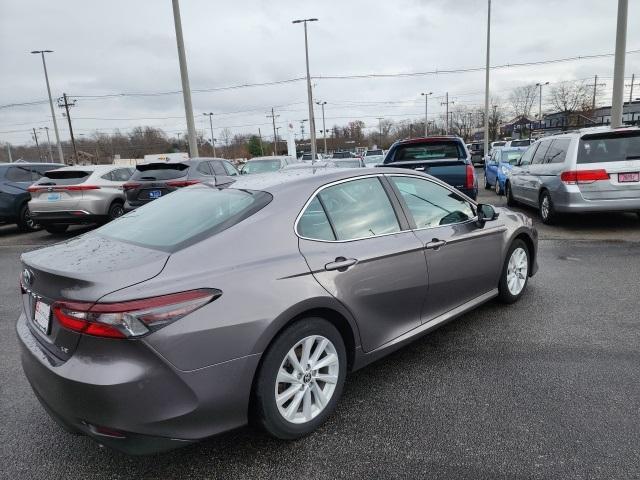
[21,233,169,302]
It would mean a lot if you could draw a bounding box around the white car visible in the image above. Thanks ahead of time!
[363,149,385,166]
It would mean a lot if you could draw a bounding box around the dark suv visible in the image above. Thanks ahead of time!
[382,136,478,199]
[124,157,238,210]
[0,162,64,231]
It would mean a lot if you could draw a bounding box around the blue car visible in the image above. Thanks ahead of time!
[484,147,526,195]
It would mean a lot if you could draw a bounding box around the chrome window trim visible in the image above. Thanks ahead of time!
[294,172,482,243]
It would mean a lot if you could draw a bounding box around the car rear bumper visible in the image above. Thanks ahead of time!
[124,199,152,211]
[30,210,105,225]
[552,188,640,213]
[17,313,260,455]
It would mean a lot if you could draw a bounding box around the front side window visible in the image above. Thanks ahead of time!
[223,161,239,176]
[210,161,226,176]
[390,176,475,229]
[196,162,213,175]
[519,144,537,166]
[531,141,551,165]
[300,177,400,241]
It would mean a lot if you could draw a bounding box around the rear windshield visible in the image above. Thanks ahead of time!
[301,154,312,160]
[366,150,383,156]
[390,141,463,162]
[96,186,272,252]
[334,160,361,168]
[510,140,530,147]
[578,131,640,164]
[132,163,189,181]
[332,152,352,159]
[493,142,506,147]
[38,170,91,185]
[243,160,281,174]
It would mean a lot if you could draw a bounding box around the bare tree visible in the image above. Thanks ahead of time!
[488,99,506,142]
[549,81,591,112]
[508,85,538,118]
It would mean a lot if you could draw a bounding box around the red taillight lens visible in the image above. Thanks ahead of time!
[27,185,99,192]
[53,289,220,339]
[123,182,142,191]
[465,164,475,189]
[27,185,43,193]
[166,179,201,187]
[560,169,609,185]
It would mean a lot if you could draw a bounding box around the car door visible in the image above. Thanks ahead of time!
[485,151,499,185]
[209,160,235,185]
[297,175,428,352]
[387,175,503,320]
[522,140,552,205]
[509,143,537,202]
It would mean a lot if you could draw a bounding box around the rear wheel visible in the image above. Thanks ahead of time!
[252,317,346,439]
[44,224,69,234]
[539,190,557,225]
[498,239,530,303]
[505,182,516,206]
[17,204,39,232]
[107,201,125,221]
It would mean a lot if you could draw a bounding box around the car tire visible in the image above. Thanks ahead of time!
[539,190,557,225]
[505,182,516,206]
[107,201,125,222]
[497,239,530,304]
[484,175,491,190]
[17,203,39,232]
[252,317,347,440]
[44,224,69,234]
[495,180,502,196]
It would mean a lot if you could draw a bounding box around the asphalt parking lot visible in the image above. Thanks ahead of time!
[1,172,639,479]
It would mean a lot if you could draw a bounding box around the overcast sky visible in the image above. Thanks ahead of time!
[1,0,639,147]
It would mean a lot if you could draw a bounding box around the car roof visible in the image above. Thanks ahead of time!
[0,162,64,167]
[47,165,116,172]
[247,156,291,162]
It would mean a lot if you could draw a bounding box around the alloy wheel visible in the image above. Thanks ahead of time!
[540,195,550,220]
[275,335,339,424]
[495,180,501,195]
[506,247,528,295]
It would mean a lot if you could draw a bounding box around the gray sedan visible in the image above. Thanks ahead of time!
[17,167,537,454]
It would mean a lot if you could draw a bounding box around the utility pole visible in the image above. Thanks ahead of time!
[441,93,454,135]
[31,50,64,163]
[483,0,491,161]
[32,128,43,160]
[292,18,318,163]
[58,93,78,164]
[610,0,628,129]
[258,128,265,155]
[316,101,328,155]
[626,73,639,103]
[6,144,12,163]
[535,82,549,124]
[300,119,307,141]
[41,127,53,162]
[202,113,217,156]
[377,117,384,147]
[267,108,280,155]
[588,75,606,111]
[421,92,433,136]
[171,0,198,157]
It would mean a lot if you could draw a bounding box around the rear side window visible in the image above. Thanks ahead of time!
[578,131,640,164]
[313,177,400,240]
[545,139,571,164]
[297,197,335,241]
[97,187,272,251]
[196,162,212,175]
[244,160,282,174]
[5,166,34,182]
[112,168,133,181]
[132,163,188,181]
[389,141,463,162]
[38,170,91,185]
[210,161,226,176]
[223,161,239,176]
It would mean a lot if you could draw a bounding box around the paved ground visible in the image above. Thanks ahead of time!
[1,173,639,479]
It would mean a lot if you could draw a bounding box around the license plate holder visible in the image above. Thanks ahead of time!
[149,190,162,199]
[47,192,61,201]
[34,300,51,334]
[618,172,640,183]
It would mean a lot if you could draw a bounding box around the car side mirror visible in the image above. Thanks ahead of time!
[476,203,499,228]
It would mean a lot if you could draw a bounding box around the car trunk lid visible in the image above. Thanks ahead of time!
[28,169,93,211]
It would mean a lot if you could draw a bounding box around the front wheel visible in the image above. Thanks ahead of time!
[252,318,347,439]
[505,182,516,207]
[498,239,530,303]
[495,179,503,195]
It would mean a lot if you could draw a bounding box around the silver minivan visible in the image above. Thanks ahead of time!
[505,127,640,224]
[29,165,133,233]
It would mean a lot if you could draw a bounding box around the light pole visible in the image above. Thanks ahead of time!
[535,82,549,126]
[610,0,628,128]
[171,0,198,157]
[31,50,64,163]
[32,128,43,161]
[39,127,53,162]
[202,113,216,156]
[421,92,433,136]
[316,101,327,155]
[483,0,491,158]
[292,18,318,163]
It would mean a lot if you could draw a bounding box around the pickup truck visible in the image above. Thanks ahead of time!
[381,136,478,199]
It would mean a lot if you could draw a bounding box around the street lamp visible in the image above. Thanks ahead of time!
[535,82,549,126]
[420,92,433,136]
[202,113,216,157]
[316,101,327,155]
[292,18,318,163]
[31,50,64,163]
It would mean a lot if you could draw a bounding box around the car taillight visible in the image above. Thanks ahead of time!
[122,182,142,191]
[560,169,609,185]
[27,185,99,192]
[166,179,201,187]
[27,185,42,192]
[465,164,475,189]
[52,289,221,339]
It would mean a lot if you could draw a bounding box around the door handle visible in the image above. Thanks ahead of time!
[425,239,447,250]
[325,257,357,272]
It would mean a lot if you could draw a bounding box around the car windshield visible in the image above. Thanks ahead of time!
[501,151,524,164]
[243,160,281,173]
[37,170,91,185]
[96,187,272,252]
[392,141,462,161]
[332,152,352,159]
[301,154,312,160]
[510,140,530,147]
[578,131,640,164]
[493,142,506,147]
[132,163,189,181]
[366,150,383,156]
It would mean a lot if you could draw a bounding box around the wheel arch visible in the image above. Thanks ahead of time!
[513,231,536,277]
